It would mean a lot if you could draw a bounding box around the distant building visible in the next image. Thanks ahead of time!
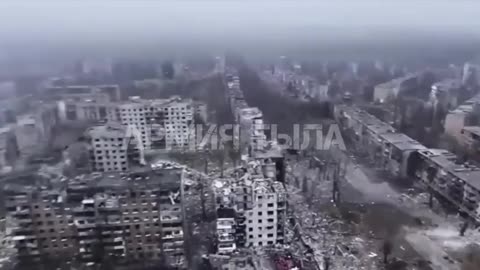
[119,96,196,150]
[461,126,480,156]
[0,109,59,172]
[444,93,480,142]
[462,62,480,87]
[214,56,226,74]
[75,58,113,76]
[237,107,266,156]
[51,86,200,151]
[0,81,16,99]
[85,123,144,172]
[430,79,462,114]
[373,73,420,103]
[43,84,120,102]
[193,101,208,123]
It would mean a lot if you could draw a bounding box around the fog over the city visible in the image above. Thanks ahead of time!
[1,0,480,60]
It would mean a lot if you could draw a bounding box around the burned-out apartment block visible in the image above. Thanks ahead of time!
[213,159,287,255]
[414,148,480,222]
[5,167,187,269]
[335,104,480,223]
[86,123,145,172]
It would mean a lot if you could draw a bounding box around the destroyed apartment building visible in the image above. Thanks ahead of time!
[86,123,145,172]
[335,104,480,223]
[213,157,287,255]
[224,70,280,168]
[4,167,188,269]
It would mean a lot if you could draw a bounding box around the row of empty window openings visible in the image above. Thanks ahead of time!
[95,167,128,172]
[120,107,189,112]
[247,240,275,246]
[250,211,275,216]
[94,161,127,165]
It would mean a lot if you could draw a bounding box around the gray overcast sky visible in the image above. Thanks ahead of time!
[1,1,479,41]
[0,0,479,60]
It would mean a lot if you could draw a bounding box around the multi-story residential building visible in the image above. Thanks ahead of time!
[238,108,266,157]
[43,84,121,102]
[462,62,480,87]
[216,211,236,255]
[0,128,18,172]
[118,100,150,150]
[461,126,480,157]
[118,96,197,151]
[33,102,59,145]
[75,59,114,77]
[159,98,194,150]
[193,101,208,123]
[0,107,60,172]
[44,84,120,123]
[335,104,480,223]
[86,123,144,172]
[213,159,286,253]
[429,79,461,113]
[57,92,113,123]
[251,141,286,184]
[414,148,480,223]
[5,167,187,269]
[444,92,480,142]
[373,73,420,103]
[244,178,286,248]
[214,56,226,74]
[224,72,245,118]
[335,105,426,178]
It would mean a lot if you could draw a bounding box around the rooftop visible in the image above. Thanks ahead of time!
[86,123,127,138]
[339,106,395,135]
[375,72,420,89]
[124,95,192,108]
[252,141,283,159]
[252,178,285,195]
[380,132,426,151]
[418,149,480,191]
[462,126,480,137]
[239,107,263,120]
[339,105,425,150]
[449,92,480,114]
[432,79,462,91]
